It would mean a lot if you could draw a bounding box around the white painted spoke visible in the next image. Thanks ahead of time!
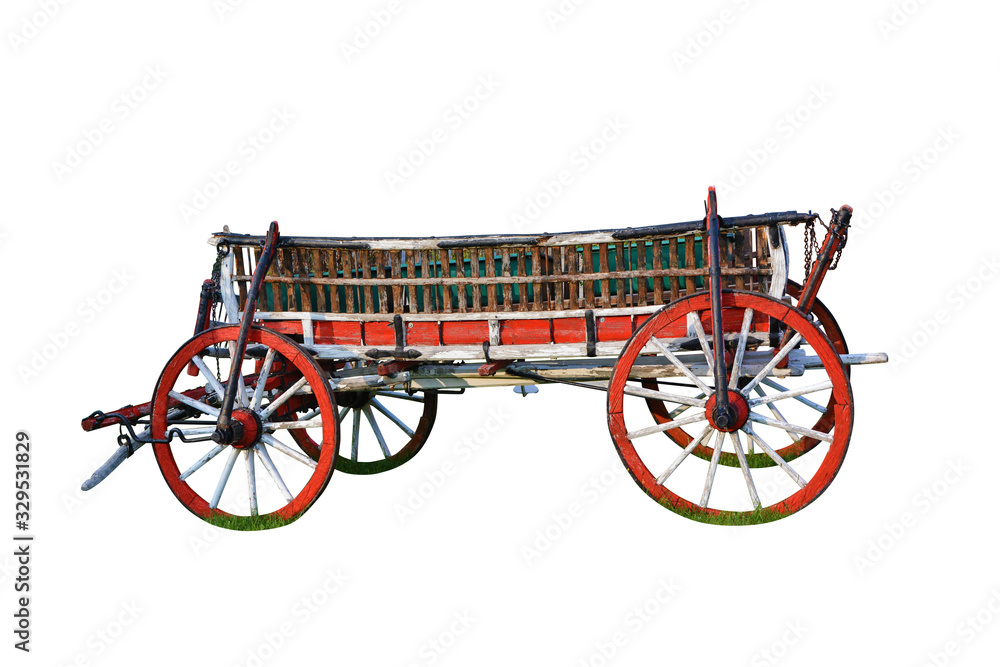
[649,337,713,395]
[244,450,258,517]
[261,433,317,469]
[729,308,755,390]
[761,378,827,412]
[377,391,425,403]
[656,426,713,485]
[179,444,226,481]
[699,430,726,508]
[168,426,217,437]
[620,383,708,407]
[190,355,226,402]
[627,412,708,440]
[729,432,760,509]
[747,412,833,443]
[254,444,294,502]
[668,393,705,419]
[263,419,323,430]
[749,381,832,407]
[742,332,803,396]
[753,385,797,444]
[691,314,714,370]
[362,405,392,459]
[258,376,309,420]
[251,348,277,410]
[371,398,414,437]
[742,426,807,488]
[168,391,220,417]
[209,447,240,509]
[351,409,361,461]
[229,342,250,407]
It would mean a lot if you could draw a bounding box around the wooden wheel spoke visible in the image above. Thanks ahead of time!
[747,412,833,443]
[258,376,309,420]
[761,378,827,412]
[168,426,216,437]
[190,356,225,402]
[362,405,392,459]
[699,430,726,507]
[209,447,240,509]
[656,425,713,485]
[729,432,760,509]
[263,418,323,430]
[752,385,797,444]
[627,412,708,440]
[251,348,277,410]
[649,337,713,395]
[742,425,807,488]
[728,308,755,390]
[254,444,294,502]
[179,444,226,481]
[351,409,361,461]
[691,313,714,370]
[668,393,705,419]
[260,433,317,469]
[228,341,250,407]
[742,332,803,395]
[168,391,220,417]
[338,406,350,423]
[621,383,707,408]
[244,450,258,517]
[749,381,832,408]
[371,398,415,437]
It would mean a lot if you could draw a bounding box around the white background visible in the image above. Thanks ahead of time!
[3,1,998,665]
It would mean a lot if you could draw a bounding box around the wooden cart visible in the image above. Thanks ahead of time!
[81,188,887,528]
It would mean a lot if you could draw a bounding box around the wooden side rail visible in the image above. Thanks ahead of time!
[225,230,774,316]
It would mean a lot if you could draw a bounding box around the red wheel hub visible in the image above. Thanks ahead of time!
[230,408,263,449]
[704,390,749,432]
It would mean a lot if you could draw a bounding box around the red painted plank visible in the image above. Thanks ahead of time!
[552,317,586,343]
[406,321,441,346]
[500,319,551,345]
[596,315,633,342]
[363,321,395,346]
[441,321,489,345]
[313,321,363,345]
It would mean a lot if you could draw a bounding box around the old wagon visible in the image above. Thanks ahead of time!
[81,188,886,528]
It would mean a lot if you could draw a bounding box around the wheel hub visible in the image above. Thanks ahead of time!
[705,390,749,433]
[229,408,263,449]
[336,391,373,409]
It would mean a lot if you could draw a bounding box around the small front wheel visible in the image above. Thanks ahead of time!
[151,326,338,530]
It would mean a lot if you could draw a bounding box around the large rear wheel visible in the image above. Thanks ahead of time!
[607,291,853,525]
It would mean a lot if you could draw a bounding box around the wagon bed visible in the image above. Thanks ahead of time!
[210,210,802,363]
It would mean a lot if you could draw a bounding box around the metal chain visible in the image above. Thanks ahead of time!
[803,218,820,278]
[803,209,850,277]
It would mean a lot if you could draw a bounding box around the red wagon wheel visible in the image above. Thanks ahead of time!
[280,361,438,475]
[641,280,849,467]
[151,326,338,530]
[608,291,852,525]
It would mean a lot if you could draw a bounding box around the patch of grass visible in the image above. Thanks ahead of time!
[659,499,790,526]
[204,512,302,532]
